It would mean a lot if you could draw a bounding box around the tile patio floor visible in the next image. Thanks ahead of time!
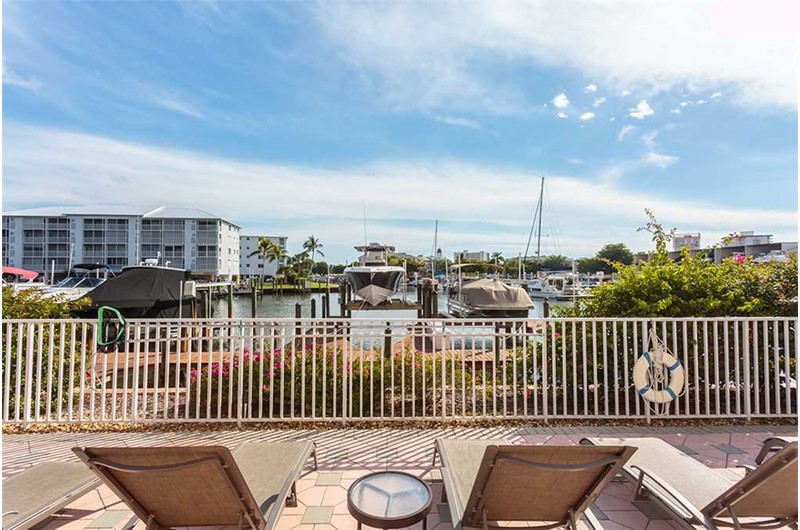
[2,424,797,530]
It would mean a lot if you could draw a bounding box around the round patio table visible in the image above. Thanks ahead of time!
[347,471,432,530]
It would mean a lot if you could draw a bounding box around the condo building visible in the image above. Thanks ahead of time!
[239,235,288,278]
[2,205,240,279]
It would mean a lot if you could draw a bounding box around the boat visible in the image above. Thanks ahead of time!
[344,243,406,306]
[1,266,46,291]
[448,278,533,318]
[40,264,115,301]
[753,250,791,263]
[528,273,593,301]
[75,264,199,319]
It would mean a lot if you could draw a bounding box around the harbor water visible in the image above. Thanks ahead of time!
[212,289,565,319]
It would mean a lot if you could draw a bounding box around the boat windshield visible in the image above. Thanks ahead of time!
[54,276,105,288]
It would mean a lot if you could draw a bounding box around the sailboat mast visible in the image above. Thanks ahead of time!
[535,177,545,260]
[432,220,438,278]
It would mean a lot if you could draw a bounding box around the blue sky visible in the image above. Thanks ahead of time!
[3,1,797,263]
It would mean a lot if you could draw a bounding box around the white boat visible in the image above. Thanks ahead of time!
[528,273,593,301]
[344,243,405,306]
[448,278,533,318]
[753,250,791,263]
[40,264,114,301]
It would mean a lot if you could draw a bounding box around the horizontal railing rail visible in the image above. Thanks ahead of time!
[2,317,796,425]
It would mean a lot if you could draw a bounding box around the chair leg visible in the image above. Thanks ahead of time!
[286,482,298,508]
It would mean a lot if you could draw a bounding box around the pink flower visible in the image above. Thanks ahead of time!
[261,385,270,393]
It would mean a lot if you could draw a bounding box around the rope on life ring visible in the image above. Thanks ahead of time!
[633,328,685,405]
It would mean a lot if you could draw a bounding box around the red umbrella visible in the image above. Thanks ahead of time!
[2,266,40,281]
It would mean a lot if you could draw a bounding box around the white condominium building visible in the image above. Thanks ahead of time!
[2,205,240,279]
[239,235,288,278]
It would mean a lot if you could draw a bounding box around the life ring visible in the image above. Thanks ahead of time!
[633,350,685,404]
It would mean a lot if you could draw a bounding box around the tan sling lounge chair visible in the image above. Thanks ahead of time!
[2,461,101,530]
[581,438,797,530]
[432,439,637,530]
[73,442,317,530]
[755,436,797,465]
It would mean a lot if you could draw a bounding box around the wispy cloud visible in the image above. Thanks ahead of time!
[643,151,679,168]
[314,1,798,112]
[579,112,595,121]
[4,123,794,258]
[617,125,636,141]
[584,84,597,93]
[428,113,483,130]
[152,95,204,119]
[592,97,606,107]
[3,66,42,91]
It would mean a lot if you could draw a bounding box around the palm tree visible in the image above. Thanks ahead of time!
[248,238,277,286]
[303,236,324,267]
[490,251,504,265]
[266,243,289,286]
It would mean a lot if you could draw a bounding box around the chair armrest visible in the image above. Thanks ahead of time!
[736,464,756,475]
[630,465,714,530]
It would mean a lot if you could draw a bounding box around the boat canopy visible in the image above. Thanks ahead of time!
[77,266,194,318]
[455,278,534,309]
[2,266,40,281]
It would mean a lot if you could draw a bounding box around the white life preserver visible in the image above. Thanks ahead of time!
[633,350,685,404]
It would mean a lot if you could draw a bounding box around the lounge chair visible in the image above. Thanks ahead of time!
[432,439,636,530]
[580,437,797,530]
[73,441,317,530]
[755,436,798,465]
[2,461,100,530]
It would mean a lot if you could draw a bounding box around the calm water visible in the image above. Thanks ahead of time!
[212,289,566,319]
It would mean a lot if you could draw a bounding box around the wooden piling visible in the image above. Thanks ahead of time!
[311,298,317,319]
[227,283,234,319]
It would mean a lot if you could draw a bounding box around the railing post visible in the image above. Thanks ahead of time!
[237,321,245,427]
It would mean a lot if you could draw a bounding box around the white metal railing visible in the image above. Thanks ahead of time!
[1,317,796,426]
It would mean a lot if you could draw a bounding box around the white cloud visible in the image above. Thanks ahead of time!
[711,92,722,99]
[6,124,793,257]
[629,100,655,120]
[696,99,706,105]
[679,101,691,107]
[3,67,42,91]
[621,90,631,97]
[584,84,598,93]
[429,113,483,130]
[609,117,616,122]
[617,125,636,141]
[643,152,679,168]
[592,97,606,107]
[152,96,204,119]
[670,108,681,114]
[642,131,659,148]
[579,112,595,121]
[552,93,570,108]
[314,1,797,112]
[556,112,568,119]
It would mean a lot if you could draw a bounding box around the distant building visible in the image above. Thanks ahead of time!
[239,235,288,278]
[673,233,701,251]
[2,205,240,279]
[722,231,772,247]
[635,230,796,265]
[454,250,489,262]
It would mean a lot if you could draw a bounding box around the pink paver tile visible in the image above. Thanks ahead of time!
[298,478,319,493]
[300,486,327,507]
[333,502,351,515]
[330,515,358,530]
[605,510,650,530]
[314,524,337,530]
[321,486,348,506]
[595,494,637,512]
[430,523,453,530]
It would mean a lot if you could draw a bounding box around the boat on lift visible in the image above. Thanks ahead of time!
[40,264,115,301]
[528,273,593,301]
[344,243,406,306]
[448,277,533,318]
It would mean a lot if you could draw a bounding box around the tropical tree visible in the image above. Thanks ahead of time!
[302,236,325,271]
[248,238,276,284]
[490,252,504,265]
